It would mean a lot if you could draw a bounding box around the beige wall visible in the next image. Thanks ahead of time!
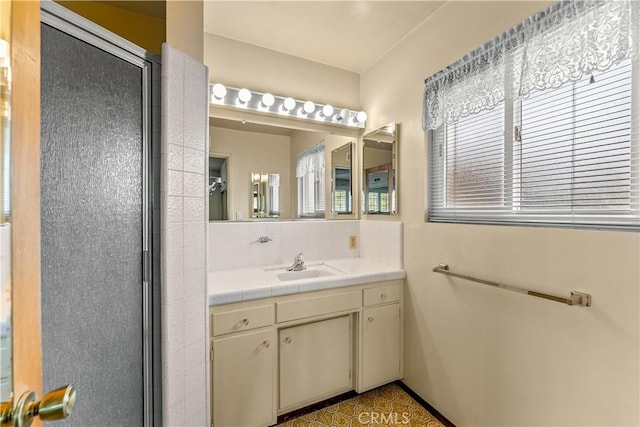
[361,2,640,426]
[56,1,165,54]
[166,0,203,61]
[289,131,357,219]
[204,33,360,110]
[210,127,292,219]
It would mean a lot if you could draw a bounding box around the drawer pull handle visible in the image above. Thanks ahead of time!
[380,293,387,300]
[283,336,292,344]
[368,317,374,323]
[241,318,249,326]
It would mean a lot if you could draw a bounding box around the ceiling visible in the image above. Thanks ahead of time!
[203,1,445,73]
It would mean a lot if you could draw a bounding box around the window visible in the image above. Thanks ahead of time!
[425,1,639,231]
[297,142,325,217]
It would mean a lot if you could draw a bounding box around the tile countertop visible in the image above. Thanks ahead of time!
[208,258,406,306]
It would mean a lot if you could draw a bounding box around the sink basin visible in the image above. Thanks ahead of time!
[267,263,343,282]
[276,269,335,281]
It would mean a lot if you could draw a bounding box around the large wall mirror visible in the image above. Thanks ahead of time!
[362,122,398,215]
[209,117,357,221]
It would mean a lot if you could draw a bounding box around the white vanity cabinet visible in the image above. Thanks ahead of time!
[209,280,403,426]
[279,315,352,411]
[211,306,276,427]
[359,284,402,391]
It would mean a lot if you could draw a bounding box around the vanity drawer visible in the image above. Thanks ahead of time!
[363,284,401,307]
[212,304,274,337]
[277,290,361,323]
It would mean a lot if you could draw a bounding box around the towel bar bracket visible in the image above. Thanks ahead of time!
[570,291,591,307]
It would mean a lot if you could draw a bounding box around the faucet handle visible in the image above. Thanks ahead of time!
[295,253,304,261]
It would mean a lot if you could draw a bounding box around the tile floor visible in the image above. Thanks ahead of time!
[277,383,446,426]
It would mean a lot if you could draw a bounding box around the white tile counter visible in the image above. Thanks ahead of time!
[208,258,405,306]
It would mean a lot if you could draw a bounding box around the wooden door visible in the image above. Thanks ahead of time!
[11,0,42,411]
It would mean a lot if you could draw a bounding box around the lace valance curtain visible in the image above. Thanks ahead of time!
[296,141,325,179]
[423,0,639,130]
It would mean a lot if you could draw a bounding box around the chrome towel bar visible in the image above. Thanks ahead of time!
[432,264,591,307]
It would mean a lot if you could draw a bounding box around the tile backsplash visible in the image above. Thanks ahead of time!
[208,220,403,271]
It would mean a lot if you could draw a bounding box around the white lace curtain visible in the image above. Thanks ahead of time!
[423,0,640,130]
[296,141,325,180]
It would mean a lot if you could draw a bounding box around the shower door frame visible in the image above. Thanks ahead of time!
[40,3,158,426]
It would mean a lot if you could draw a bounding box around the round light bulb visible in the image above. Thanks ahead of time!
[356,111,368,123]
[261,93,275,108]
[238,88,252,104]
[283,97,296,112]
[322,104,334,118]
[212,83,227,100]
[337,109,349,121]
[303,101,316,115]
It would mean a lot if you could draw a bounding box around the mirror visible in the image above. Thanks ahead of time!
[209,156,228,220]
[331,142,353,214]
[0,5,11,402]
[362,122,397,215]
[251,172,280,218]
[209,117,357,220]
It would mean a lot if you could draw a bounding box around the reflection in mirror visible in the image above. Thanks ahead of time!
[251,172,280,218]
[331,142,352,214]
[0,7,11,402]
[209,117,356,220]
[209,156,228,220]
[362,122,397,215]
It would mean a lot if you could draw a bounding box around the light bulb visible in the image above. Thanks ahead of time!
[303,101,315,115]
[283,97,296,112]
[238,88,252,104]
[355,111,368,123]
[337,109,349,121]
[211,83,227,100]
[261,93,275,108]
[321,105,334,118]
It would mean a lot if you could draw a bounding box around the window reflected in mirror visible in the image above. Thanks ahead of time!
[331,142,352,214]
[296,141,325,218]
[362,123,397,215]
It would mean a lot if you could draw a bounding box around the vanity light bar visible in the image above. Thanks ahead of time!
[209,83,367,129]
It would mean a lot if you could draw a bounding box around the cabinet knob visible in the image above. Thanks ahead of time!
[368,317,374,323]
[241,318,249,326]
[282,336,292,344]
[260,340,270,349]
[380,293,387,300]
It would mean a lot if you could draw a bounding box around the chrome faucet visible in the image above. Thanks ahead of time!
[287,253,306,271]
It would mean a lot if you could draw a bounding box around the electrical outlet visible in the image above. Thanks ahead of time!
[349,235,357,249]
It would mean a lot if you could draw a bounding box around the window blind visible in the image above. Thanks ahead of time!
[426,0,639,230]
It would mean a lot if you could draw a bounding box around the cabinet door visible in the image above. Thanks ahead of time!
[213,329,275,427]
[362,303,401,390]
[279,315,352,410]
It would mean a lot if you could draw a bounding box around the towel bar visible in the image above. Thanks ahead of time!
[432,264,591,307]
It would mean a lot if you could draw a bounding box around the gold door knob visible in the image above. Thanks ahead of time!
[36,385,76,421]
[2,384,76,427]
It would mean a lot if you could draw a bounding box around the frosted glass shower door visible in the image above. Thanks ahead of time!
[40,22,151,426]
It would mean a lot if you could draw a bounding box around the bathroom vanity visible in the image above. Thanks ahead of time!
[208,259,404,427]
